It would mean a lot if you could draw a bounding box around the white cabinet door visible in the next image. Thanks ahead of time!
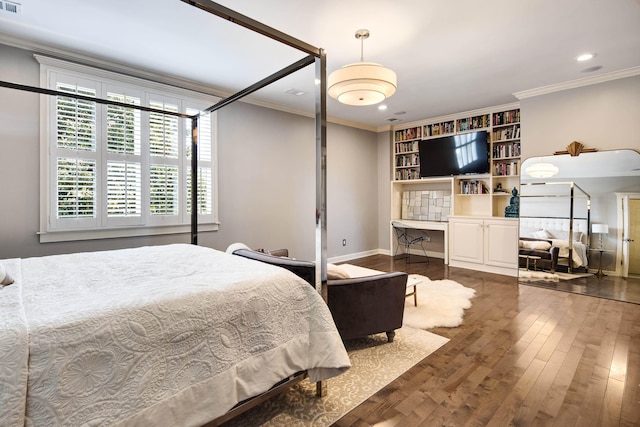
[449,218,484,264]
[484,219,518,268]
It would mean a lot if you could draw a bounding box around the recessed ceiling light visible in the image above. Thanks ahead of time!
[378,104,388,111]
[577,53,597,62]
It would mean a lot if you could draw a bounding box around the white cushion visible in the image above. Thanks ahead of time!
[327,263,350,280]
[520,240,552,251]
[225,242,252,254]
[532,229,551,239]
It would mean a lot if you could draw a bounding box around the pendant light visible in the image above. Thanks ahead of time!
[525,160,559,178]
[328,29,397,106]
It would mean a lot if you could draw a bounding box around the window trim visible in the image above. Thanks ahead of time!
[37,55,220,242]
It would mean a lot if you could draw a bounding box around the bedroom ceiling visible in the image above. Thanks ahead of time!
[1,0,639,130]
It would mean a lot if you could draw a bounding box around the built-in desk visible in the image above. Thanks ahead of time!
[391,220,449,264]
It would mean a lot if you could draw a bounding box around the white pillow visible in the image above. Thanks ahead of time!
[532,229,551,239]
[327,263,350,280]
[225,242,252,254]
[0,264,15,286]
[520,240,552,251]
[572,231,583,242]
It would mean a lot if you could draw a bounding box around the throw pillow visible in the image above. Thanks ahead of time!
[520,240,552,250]
[532,229,551,239]
[327,263,350,280]
[0,264,15,286]
[225,242,252,254]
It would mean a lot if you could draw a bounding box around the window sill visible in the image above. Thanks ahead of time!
[38,223,219,243]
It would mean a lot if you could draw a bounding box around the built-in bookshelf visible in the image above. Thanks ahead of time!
[491,108,521,178]
[458,179,489,195]
[423,120,455,137]
[392,105,521,218]
[456,114,490,132]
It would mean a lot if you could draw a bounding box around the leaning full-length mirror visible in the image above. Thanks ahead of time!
[518,149,640,302]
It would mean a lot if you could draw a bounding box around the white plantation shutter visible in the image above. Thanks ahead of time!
[148,98,181,223]
[42,62,217,239]
[106,93,140,155]
[107,161,141,217]
[105,91,142,225]
[150,100,179,158]
[56,83,96,151]
[187,167,212,215]
[185,109,213,216]
[150,165,179,216]
[56,157,96,218]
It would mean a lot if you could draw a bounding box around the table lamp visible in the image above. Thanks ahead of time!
[591,223,609,249]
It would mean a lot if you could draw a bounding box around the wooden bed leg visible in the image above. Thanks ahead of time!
[316,380,327,397]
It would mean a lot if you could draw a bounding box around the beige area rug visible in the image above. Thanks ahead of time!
[403,274,476,329]
[222,326,449,426]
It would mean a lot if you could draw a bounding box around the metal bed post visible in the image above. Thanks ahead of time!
[191,115,199,245]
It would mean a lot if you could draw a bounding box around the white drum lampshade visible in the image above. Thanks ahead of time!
[328,29,397,106]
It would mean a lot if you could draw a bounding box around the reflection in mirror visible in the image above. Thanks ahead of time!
[518,149,640,281]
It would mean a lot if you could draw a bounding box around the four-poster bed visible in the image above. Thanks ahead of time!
[0,1,343,425]
[519,181,591,273]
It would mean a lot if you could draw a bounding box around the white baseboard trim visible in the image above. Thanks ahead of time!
[328,249,382,264]
[327,248,444,264]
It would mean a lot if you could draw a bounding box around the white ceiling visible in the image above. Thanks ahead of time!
[1,0,640,129]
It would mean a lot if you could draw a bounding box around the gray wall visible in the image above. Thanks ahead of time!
[519,75,640,272]
[0,43,381,261]
[520,75,640,159]
[4,41,638,266]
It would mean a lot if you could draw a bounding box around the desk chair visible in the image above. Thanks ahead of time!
[392,222,429,264]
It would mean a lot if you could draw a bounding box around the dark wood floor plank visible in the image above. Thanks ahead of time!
[332,255,640,427]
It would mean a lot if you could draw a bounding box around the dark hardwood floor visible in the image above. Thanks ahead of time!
[333,255,640,426]
[520,273,640,305]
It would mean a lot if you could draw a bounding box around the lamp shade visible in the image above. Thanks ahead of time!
[592,223,609,234]
[328,62,397,106]
[525,162,559,178]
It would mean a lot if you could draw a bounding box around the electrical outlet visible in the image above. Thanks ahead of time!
[342,239,347,246]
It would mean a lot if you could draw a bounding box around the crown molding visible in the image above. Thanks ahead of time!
[514,67,640,100]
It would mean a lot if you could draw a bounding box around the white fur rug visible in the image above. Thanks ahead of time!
[403,274,476,329]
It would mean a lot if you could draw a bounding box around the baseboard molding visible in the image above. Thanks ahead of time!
[328,249,382,264]
[328,248,444,264]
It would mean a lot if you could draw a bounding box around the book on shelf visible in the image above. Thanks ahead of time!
[424,120,455,137]
[492,142,521,159]
[394,127,422,142]
[493,161,519,176]
[396,153,419,167]
[457,114,489,132]
[492,124,520,141]
[492,109,520,126]
[459,179,489,194]
[395,140,420,153]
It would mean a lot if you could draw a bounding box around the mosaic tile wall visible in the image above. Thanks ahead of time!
[401,190,452,221]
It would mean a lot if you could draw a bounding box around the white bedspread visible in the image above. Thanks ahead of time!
[550,239,588,267]
[1,244,350,427]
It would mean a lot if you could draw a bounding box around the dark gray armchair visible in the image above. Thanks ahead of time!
[230,247,408,343]
[326,271,408,342]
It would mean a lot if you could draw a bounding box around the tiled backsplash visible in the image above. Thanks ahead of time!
[401,190,451,222]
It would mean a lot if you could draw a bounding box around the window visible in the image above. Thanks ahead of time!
[39,57,218,241]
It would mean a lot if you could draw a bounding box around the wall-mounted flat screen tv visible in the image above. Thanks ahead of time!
[418,131,489,177]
